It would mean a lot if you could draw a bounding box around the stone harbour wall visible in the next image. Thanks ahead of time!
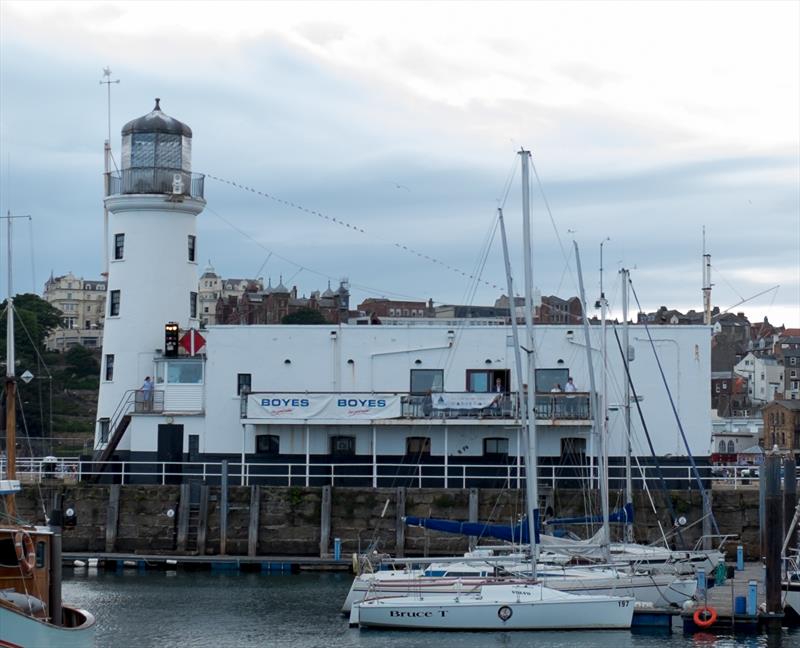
[15,484,765,560]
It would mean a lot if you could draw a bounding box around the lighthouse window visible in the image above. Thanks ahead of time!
[188,235,196,262]
[155,134,182,168]
[104,354,115,381]
[131,133,156,166]
[109,290,120,316]
[190,292,198,318]
[114,233,125,260]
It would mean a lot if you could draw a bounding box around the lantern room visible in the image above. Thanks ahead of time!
[112,98,202,198]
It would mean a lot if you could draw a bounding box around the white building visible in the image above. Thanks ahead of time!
[43,272,106,351]
[94,102,713,485]
[734,352,784,404]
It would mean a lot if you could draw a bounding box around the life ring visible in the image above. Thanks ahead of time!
[14,531,35,575]
[693,606,717,628]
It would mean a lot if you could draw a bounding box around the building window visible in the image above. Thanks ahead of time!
[727,440,735,454]
[99,418,110,443]
[190,291,198,318]
[237,373,252,395]
[167,360,204,384]
[256,434,280,455]
[104,354,114,381]
[109,290,120,316]
[406,436,431,457]
[718,440,725,453]
[114,233,125,260]
[188,235,196,262]
[791,357,797,366]
[410,369,444,394]
[484,437,509,457]
[330,436,356,456]
[188,434,200,462]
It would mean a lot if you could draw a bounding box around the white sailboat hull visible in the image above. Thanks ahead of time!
[354,583,634,630]
[0,604,96,648]
[343,569,695,613]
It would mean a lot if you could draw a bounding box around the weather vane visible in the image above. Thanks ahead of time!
[99,67,120,146]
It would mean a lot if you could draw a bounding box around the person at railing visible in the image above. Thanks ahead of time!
[564,376,577,417]
[141,376,154,412]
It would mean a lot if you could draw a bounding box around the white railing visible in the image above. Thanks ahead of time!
[4,456,781,490]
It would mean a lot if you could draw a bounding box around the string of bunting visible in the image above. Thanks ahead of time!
[205,173,504,291]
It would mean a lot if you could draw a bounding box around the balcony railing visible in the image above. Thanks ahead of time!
[401,392,591,421]
[134,389,165,414]
[107,168,205,199]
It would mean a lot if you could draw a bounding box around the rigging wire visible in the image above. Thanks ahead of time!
[204,173,505,292]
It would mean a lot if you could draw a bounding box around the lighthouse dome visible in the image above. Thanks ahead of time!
[122,98,192,137]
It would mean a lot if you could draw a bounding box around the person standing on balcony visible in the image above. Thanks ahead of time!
[564,376,577,417]
[141,376,153,412]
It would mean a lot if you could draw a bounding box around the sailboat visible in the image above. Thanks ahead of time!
[0,219,96,647]
[352,151,635,631]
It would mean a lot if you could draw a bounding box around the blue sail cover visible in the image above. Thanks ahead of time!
[543,503,635,527]
[404,512,540,543]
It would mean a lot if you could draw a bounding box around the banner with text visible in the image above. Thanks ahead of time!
[431,392,499,410]
[247,394,402,420]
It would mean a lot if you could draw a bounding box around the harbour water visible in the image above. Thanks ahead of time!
[63,569,798,648]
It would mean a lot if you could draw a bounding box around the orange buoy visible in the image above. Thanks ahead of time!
[693,606,718,628]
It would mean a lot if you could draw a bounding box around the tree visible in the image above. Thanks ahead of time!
[64,345,100,378]
[281,308,327,325]
[0,293,63,362]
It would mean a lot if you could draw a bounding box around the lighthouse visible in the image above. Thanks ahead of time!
[95,99,205,461]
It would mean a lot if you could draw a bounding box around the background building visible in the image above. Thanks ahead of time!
[43,272,106,351]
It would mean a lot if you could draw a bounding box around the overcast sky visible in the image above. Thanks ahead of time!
[1,1,798,326]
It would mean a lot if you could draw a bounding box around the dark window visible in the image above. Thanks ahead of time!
[536,368,569,393]
[256,434,280,455]
[190,291,198,318]
[188,434,199,462]
[36,541,46,568]
[330,436,355,456]
[114,233,125,260]
[406,436,431,457]
[484,437,509,457]
[104,355,114,381]
[188,235,196,262]
[410,369,443,395]
[237,373,252,395]
[99,418,110,442]
[467,369,510,393]
[109,290,120,316]
[0,537,17,567]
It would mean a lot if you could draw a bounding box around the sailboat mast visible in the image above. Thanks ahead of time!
[5,210,17,517]
[519,150,539,574]
[497,207,529,521]
[702,227,712,326]
[599,278,611,559]
[573,243,602,515]
[621,268,633,543]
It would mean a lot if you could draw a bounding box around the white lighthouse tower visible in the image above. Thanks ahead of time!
[95,99,205,464]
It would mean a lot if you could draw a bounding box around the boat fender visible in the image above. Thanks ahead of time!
[352,553,360,575]
[14,531,35,575]
[693,606,717,628]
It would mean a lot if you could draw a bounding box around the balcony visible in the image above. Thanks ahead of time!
[108,168,205,199]
[405,392,591,421]
[242,391,591,423]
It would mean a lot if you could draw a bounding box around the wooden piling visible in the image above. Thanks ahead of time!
[177,482,190,552]
[395,487,406,558]
[319,485,331,558]
[105,484,120,553]
[468,488,479,552]
[763,453,783,630]
[220,460,229,556]
[248,485,261,557]
[197,484,209,556]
